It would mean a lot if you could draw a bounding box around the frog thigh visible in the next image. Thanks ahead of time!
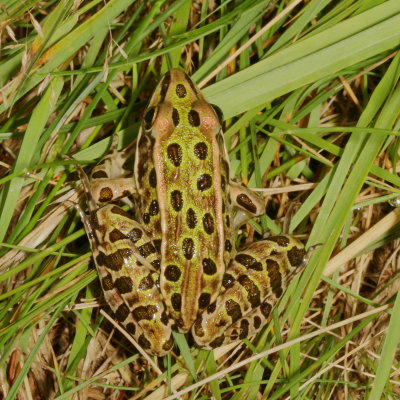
[88,204,174,356]
[192,235,305,349]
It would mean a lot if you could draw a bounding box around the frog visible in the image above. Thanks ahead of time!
[77,69,305,356]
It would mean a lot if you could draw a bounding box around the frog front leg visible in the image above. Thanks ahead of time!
[192,235,305,349]
[229,182,266,228]
[89,138,137,204]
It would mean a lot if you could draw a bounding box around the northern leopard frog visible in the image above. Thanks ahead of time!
[78,69,305,356]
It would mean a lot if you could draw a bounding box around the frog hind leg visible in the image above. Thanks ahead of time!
[87,204,174,356]
[192,235,306,349]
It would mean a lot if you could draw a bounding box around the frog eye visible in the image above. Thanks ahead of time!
[211,104,223,123]
[143,106,158,130]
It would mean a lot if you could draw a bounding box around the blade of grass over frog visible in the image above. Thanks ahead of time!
[291,54,400,341]
[204,3,400,118]
[6,300,68,400]
[0,77,63,242]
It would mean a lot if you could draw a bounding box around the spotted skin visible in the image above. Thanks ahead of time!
[78,69,305,356]
[192,235,305,348]
[83,204,174,356]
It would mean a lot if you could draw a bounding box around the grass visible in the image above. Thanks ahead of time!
[0,0,400,399]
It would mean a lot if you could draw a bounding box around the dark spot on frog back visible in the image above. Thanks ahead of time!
[138,334,151,350]
[164,265,181,282]
[182,238,195,260]
[197,174,212,191]
[268,235,290,247]
[172,108,180,126]
[167,143,182,166]
[225,299,242,323]
[188,110,200,127]
[203,213,214,234]
[194,142,208,160]
[186,208,197,228]
[238,275,261,307]
[170,190,183,211]
[202,258,217,275]
[149,199,159,216]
